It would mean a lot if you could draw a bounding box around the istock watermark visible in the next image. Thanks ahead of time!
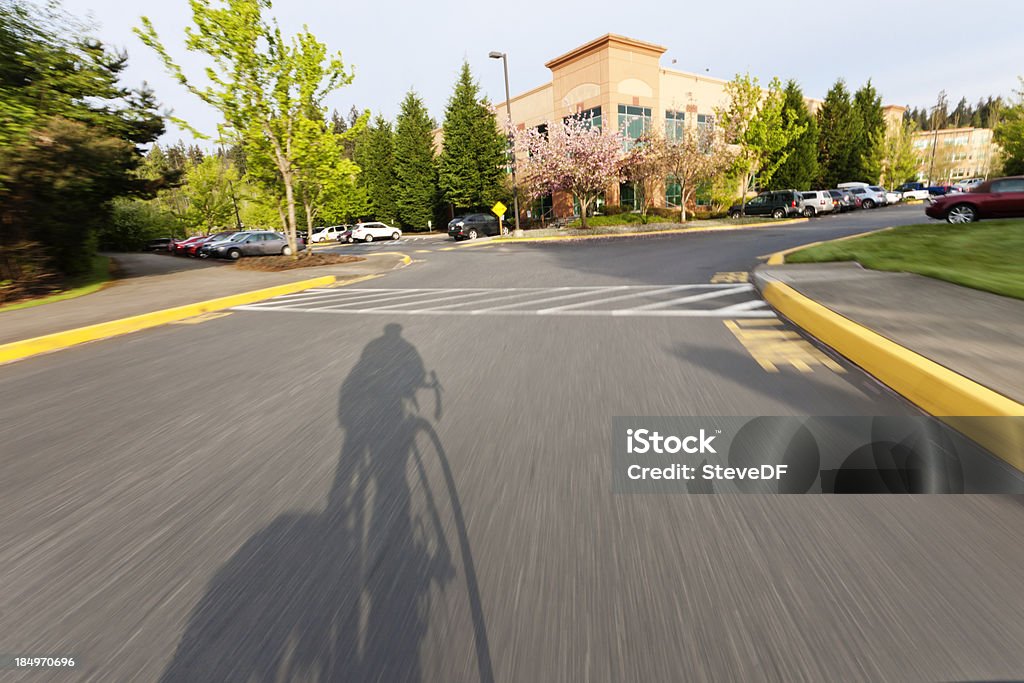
[612,416,1024,494]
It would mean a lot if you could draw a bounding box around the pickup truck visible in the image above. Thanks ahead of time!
[894,182,931,201]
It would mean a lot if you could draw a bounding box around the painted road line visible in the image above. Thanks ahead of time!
[625,285,751,311]
[724,319,844,374]
[310,289,448,310]
[538,285,718,314]
[710,271,749,283]
[478,286,631,312]
[355,289,498,312]
[232,285,776,319]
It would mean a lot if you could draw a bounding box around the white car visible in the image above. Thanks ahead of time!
[953,178,983,192]
[894,182,931,201]
[799,191,835,216]
[351,222,401,243]
[309,225,348,243]
[882,189,902,204]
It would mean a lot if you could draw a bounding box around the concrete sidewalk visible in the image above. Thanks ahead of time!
[753,262,1024,404]
[0,252,408,345]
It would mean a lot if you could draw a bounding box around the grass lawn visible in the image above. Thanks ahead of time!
[786,218,1024,300]
[0,254,113,313]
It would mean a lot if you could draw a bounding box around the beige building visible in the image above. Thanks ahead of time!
[495,33,907,218]
[910,127,999,184]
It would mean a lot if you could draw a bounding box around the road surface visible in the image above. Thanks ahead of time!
[3,205,1024,682]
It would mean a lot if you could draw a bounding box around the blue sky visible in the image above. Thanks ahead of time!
[63,0,1023,146]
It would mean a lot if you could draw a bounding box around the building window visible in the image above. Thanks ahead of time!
[529,194,553,220]
[665,176,681,207]
[665,110,685,141]
[696,181,711,207]
[618,104,651,148]
[566,106,602,130]
[619,182,637,211]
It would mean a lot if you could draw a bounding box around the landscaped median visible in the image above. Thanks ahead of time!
[755,218,1024,470]
[475,215,808,246]
[0,275,338,365]
[784,218,1024,300]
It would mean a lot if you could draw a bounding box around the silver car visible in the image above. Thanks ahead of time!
[206,231,295,259]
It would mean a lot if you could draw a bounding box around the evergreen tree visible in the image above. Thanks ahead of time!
[392,90,438,229]
[816,79,860,187]
[354,115,398,223]
[438,61,508,212]
[852,80,884,182]
[767,80,818,190]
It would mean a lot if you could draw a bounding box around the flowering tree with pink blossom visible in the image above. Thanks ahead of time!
[512,116,624,228]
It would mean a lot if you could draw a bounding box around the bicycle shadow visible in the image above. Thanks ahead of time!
[160,323,493,682]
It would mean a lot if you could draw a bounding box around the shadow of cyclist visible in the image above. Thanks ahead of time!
[160,323,492,682]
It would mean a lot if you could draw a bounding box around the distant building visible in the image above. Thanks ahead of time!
[491,34,907,218]
[910,127,1000,184]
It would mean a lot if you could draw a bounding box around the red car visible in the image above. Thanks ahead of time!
[172,235,209,256]
[926,176,1024,223]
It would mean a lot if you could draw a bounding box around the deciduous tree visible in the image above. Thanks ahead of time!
[513,116,624,228]
[717,74,805,215]
[136,0,354,255]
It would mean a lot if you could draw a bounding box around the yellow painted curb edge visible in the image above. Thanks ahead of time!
[484,217,809,246]
[762,280,1024,469]
[0,275,337,365]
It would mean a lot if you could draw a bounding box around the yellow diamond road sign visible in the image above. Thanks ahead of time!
[491,201,507,218]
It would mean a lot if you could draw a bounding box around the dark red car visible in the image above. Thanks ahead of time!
[926,176,1024,223]
[172,235,209,256]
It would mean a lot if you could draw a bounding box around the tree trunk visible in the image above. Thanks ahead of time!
[304,197,315,254]
[283,174,299,260]
[740,170,751,217]
[680,180,687,223]
[579,195,589,229]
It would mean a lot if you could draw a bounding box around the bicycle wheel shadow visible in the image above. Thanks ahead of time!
[160,323,493,682]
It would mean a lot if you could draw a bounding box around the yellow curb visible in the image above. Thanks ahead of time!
[488,218,809,245]
[0,275,336,366]
[764,227,893,265]
[762,280,1024,469]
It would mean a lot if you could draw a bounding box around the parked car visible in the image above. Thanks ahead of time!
[728,190,803,219]
[798,191,835,217]
[953,178,984,192]
[351,222,401,242]
[143,237,172,252]
[448,213,502,239]
[895,182,931,201]
[309,225,348,243]
[828,189,858,212]
[848,186,887,209]
[187,231,237,257]
[336,227,355,243]
[925,175,1024,223]
[868,186,893,206]
[172,235,209,256]
[882,189,903,204]
[202,231,297,259]
[927,185,955,196]
[839,183,885,209]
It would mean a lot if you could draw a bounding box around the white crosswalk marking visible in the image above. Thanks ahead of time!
[233,285,775,318]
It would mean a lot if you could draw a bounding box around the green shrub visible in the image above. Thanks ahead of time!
[601,204,623,215]
[98,198,178,251]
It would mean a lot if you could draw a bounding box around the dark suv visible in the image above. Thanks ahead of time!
[448,213,502,240]
[728,190,803,219]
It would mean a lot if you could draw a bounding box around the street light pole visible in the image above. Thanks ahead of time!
[490,51,522,237]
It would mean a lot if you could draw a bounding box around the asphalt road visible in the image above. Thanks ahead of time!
[4,204,1024,682]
